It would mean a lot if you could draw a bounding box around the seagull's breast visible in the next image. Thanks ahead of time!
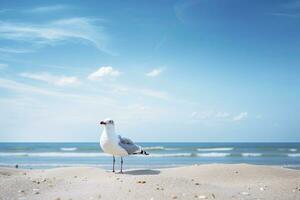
[100,131,128,156]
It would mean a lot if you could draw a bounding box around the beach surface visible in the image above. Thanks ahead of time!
[1,164,299,200]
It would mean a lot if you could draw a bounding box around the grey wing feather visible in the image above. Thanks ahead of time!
[118,135,141,154]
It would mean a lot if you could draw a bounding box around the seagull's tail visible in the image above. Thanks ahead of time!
[134,149,149,155]
[141,149,149,155]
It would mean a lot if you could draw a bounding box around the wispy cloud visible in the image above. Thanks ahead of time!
[0,17,112,54]
[0,47,34,54]
[266,0,300,18]
[191,111,249,122]
[139,88,169,100]
[266,12,300,18]
[191,111,232,120]
[88,66,121,81]
[232,112,248,121]
[0,63,8,69]
[146,68,164,77]
[0,78,63,96]
[26,5,69,13]
[20,72,80,86]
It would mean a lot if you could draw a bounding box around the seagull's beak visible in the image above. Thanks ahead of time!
[100,121,106,125]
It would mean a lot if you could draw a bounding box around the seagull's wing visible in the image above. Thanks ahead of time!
[118,135,141,155]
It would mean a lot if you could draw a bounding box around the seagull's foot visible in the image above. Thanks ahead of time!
[119,170,123,174]
[112,170,115,173]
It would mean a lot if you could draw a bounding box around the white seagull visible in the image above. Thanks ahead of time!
[99,119,149,173]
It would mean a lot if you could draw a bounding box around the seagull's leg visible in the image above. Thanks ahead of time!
[112,155,115,172]
[120,157,123,173]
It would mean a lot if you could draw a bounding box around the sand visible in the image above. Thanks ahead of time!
[0,164,300,200]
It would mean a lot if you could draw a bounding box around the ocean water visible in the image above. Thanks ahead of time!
[0,142,300,170]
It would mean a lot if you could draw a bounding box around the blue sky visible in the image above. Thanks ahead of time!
[0,0,299,142]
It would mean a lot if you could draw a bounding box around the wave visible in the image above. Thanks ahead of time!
[147,153,192,157]
[164,148,181,150]
[288,153,300,157]
[289,148,298,152]
[197,153,231,157]
[148,153,231,158]
[242,153,262,157]
[143,146,164,150]
[0,152,109,157]
[60,147,78,151]
[197,147,234,152]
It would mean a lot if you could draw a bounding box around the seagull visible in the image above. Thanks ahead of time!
[99,119,149,173]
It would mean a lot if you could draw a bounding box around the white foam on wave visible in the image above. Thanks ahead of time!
[289,148,297,152]
[288,153,300,157]
[0,152,109,157]
[143,146,164,150]
[164,148,181,150]
[242,153,262,157]
[197,147,234,152]
[146,153,192,157]
[60,147,78,151]
[197,153,231,157]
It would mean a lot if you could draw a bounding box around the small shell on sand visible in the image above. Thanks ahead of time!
[260,187,265,191]
[241,192,250,196]
[195,195,207,199]
[172,195,178,199]
[18,190,25,193]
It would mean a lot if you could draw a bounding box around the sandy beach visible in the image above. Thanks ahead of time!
[1,164,299,200]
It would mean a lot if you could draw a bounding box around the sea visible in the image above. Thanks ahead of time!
[0,142,300,170]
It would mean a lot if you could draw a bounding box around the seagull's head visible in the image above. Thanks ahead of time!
[100,119,115,128]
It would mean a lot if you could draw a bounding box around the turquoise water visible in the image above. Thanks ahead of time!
[0,143,300,169]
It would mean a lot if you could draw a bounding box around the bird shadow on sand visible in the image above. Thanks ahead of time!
[123,169,160,175]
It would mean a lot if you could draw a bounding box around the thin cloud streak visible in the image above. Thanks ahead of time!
[0,63,8,69]
[88,66,121,81]
[232,112,248,121]
[0,17,113,54]
[26,5,69,13]
[20,72,80,86]
[146,68,164,77]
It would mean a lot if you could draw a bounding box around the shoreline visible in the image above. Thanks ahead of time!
[1,163,300,171]
[1,164,300,200]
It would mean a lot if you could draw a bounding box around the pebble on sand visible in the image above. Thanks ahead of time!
[195,183,200,186]
[137,180,146,184]
[172,195,178,199]
[195,195,207,199]
[241,192,250,196]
